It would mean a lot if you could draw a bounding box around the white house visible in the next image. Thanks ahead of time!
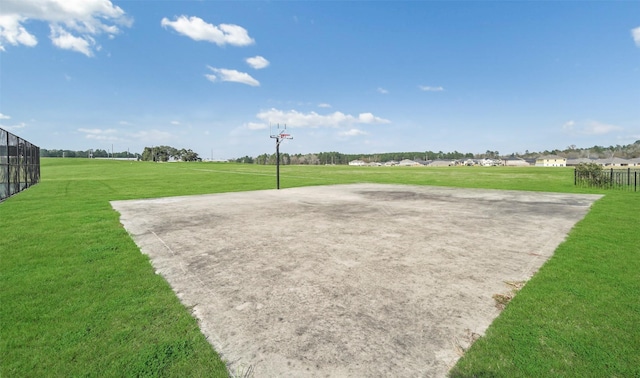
[348,159,366,166]
[398,159,420,166]
[535,155,567,167]
[428,159,454,167]
[596,158,632,167]
[566,158,596,166]
[503,156,530,167]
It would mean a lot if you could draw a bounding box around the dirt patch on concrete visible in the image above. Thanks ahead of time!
[111,184,601,377]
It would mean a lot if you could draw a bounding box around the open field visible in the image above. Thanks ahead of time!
[1,159,639,377]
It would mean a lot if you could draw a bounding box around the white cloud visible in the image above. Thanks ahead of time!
[129,129,173,143]
[78,127,119,140]
[255,108,390,128]
[78,127,115,134]
[0,15,38,50]
[562,120,623,135]
[584,121,623,135]
[170,120,181,125]
[632,26,640,47]
[206,67,260,86]
[161,15,254,46]
[562,120,575,131]
[0,113,27,131]
[0,122,26,131]
[318,103,332,108]
[339,128,368,137]
[50,25,94,56]
[246,122,268,130]
[246,55,269,69]
[0,0,131,55]
[377,87,389,94]
[419,85,444,92]
[357,113,382,123]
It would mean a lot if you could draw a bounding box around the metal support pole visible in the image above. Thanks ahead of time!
[270,125,291,190]
[276,138,280,190]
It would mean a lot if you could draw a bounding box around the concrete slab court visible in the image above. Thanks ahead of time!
[111,184,602,377]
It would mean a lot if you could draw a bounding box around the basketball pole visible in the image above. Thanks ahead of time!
[270,124,292,190]
[276,136,281,189]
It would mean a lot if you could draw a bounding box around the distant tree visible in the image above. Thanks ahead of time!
[140,146,179,162]
[236,155,254,164]
[179,149,200,161]
[254,153,270,165]
[93,149,108,158]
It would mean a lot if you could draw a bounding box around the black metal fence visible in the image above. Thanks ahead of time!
[1,128,41,202]
[575,167,639,192]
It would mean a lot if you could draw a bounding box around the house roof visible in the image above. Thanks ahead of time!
[595,158,632,165]
[537,155,566,160]
[567,158,597,164]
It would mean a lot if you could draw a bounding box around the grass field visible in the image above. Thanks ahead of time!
[1,158,638,377]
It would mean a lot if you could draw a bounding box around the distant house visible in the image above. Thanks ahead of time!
[503,156,530,167]
[428,159,454,167]
[384,160,398,166]
[535,155,566,167]
[629,158,640,167]
[481,158,500,167]
[398,159,420,166]
[596,158,632,167]
[348,159,366,166]
[566,158,597,166]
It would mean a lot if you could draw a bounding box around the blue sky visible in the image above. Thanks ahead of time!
[1,1,639,159]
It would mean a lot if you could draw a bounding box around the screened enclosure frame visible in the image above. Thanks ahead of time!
[1,128,40,202]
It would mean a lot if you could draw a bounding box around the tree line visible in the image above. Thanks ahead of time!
[40,146,201,162]
[40,149,140,159]
[235,151,476,165]
[39,140,640,164]
[234,141,640,165]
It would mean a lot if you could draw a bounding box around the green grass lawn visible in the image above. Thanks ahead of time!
[1,159,638,377]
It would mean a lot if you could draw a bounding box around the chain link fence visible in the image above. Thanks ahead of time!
[1,128,41,202]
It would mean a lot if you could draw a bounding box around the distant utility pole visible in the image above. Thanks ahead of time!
[270,124,293,190]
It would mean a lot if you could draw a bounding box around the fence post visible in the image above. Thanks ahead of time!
[610,168,614,188]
